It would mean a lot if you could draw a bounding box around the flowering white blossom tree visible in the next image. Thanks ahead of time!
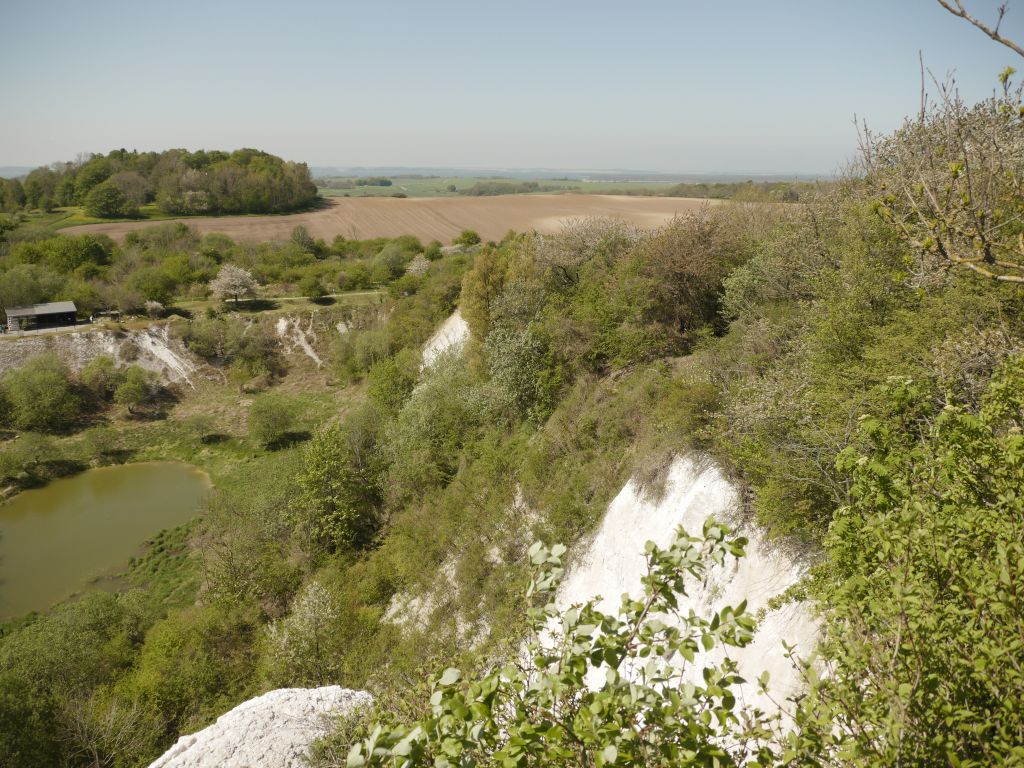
[210,264,257,305]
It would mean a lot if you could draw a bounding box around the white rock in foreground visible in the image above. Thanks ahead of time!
[557,454,819,715]
[421,310,469,368]
[148,686,372,768]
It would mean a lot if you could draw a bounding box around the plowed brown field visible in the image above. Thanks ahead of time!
[60,194,717,244]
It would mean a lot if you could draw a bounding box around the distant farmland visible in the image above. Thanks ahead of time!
[316,176,682,198]
[60,194,719,244]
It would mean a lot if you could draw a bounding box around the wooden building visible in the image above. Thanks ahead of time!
[4,301,78,331]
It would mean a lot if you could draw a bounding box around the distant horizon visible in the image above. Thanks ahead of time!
[0,159,832,183]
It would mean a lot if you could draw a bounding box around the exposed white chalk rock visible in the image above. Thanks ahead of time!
[134,326,197,388]
[421,310,469,369]
[0,325,199,386]
[147,686,371,768]
[275,314,323,367]
[556,454,819,715]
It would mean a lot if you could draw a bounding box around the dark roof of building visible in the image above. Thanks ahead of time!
[5,301,78,319]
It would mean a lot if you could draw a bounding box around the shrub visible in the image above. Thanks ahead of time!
[114,366,158,414]
[248,393,300,448]
[118,604,259,741]
[366,349,419,414]
[80,355,121,402]
[795,362,1024,764]
[382,355,491,504]
[298,274,328,300]
[293,413,383,554]
[485,324,565,424]
[423,241,443,261]
[263,579,342,685]
[1,354,80,432]
[452,229,481,247]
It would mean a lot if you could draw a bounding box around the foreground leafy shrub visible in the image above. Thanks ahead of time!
[344,521,780,768]
[793,358,1024,765]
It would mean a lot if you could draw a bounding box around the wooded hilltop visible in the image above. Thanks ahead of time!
[0,148,317,219]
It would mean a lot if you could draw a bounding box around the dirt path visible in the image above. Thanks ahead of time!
[60,195,719,244]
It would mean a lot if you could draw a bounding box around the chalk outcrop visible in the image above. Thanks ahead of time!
[0,325,199,387]
[557,454,819,715]
[421,310,469,368]
[275,314,323,368]
[148,686,372,768]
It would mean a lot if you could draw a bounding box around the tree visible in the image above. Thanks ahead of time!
[864,5,1024,284]
[81,355,121,402]
[298,274,327,300]
[74,157,113,202]
[22,167,58,210]
[114,366,157,414]
[106,170,152,206]
[84,182,138,219]
[405,254,430,277]
[0,264,61,313]
[1,354,80,432]
[210,264,257,305]
[264,580,341,685]
[0,178,25,213]
[291,225,315,252]
[294,416,381,554]
[248,393,299,448]
[453,229,481,247]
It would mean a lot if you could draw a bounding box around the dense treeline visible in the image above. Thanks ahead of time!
[0,148,317,218]
[0,220,443,315]
[592,179,813,201]
[462,180,572,195]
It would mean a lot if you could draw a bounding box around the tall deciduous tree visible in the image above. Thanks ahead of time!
[294,417,381,553]
[84,182,137,219]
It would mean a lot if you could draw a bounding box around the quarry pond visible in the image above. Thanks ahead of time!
[0,462,211,620]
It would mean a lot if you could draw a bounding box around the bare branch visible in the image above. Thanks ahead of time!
[936,0,1024,57]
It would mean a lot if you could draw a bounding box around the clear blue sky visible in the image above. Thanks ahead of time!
[1,0,1020,174]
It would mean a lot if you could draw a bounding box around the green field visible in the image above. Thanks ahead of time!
[7,205,210,237]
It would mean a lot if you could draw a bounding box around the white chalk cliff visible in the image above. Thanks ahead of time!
[147,686,371,768]
[420,309,470,369]
[556,454,819,715]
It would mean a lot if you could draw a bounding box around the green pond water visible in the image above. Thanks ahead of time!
[0,462,211,620]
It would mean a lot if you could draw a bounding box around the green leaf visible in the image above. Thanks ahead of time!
[439,667,461,686]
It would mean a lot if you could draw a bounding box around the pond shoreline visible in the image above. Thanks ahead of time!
[0,461,212,621]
